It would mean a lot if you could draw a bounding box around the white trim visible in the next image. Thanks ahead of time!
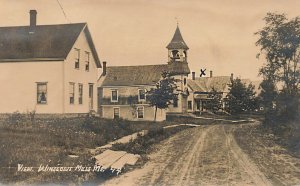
[36,82,48,105]
[69,82,75,105]
[136,106,144,119]
[0,58,64,62]
[84,51,90,71]
[113,107,120,119]
[110,89,118,102]
[138,89,146,102]
[78,83,83,105]
[74,48,80,69]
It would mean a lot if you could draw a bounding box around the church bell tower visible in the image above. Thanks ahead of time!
[166,25,190,76]
[167,25,189,63]
[166,25,190,114]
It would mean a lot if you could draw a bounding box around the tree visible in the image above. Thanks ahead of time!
[226,78,258,114]
[244,83,259,112]
[258,79,278,122]
[255,12,300,120]
[206,87,222,113]
[147,71,178,121]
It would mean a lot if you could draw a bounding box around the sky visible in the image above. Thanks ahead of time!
[1,0,300,80]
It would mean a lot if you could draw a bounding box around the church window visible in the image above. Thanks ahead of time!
[171,50,180,59]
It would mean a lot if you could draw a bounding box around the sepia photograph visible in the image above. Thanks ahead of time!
[0,0,299,185]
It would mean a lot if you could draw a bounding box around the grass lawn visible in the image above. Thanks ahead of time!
[0,112,254,184]
[0,115,176,185]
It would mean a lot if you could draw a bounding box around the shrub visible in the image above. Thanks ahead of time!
[7,111,26,125]
[112,126,191,155]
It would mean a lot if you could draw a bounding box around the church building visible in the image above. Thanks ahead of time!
[97,26,190,121]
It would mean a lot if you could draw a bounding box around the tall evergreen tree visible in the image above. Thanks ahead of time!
[147,71,178,121]
[226,78,258,114]
[207,87,222,113]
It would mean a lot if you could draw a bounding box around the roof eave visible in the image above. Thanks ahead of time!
[63,23,102,68]
[83,25,102,68]
[166,44,189,50]
[0,58,65,62]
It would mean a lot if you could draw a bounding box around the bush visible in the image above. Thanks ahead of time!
[112,126,191,155]
[7,111,26,125]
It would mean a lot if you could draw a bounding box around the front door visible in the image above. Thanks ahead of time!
[89,84,94,110]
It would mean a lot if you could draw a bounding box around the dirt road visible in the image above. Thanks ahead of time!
[104,124,298,186]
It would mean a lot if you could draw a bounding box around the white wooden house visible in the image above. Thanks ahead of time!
[0,10,101,114]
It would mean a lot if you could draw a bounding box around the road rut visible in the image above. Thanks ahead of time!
[104,124,273,186]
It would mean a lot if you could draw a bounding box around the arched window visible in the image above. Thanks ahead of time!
[171,50,180,59]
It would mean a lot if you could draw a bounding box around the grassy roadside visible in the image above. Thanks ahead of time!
[0,115,176,185]
[111,125,192,155]
[234,123,300,185]
[104,125,193,181]
[166,113,259,125]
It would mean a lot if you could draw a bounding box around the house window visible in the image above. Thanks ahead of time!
[78,84,83,104]
[69,83,75,104]
[188,101,192,110]
[37,83,47,104]
[196,100,200,110]
[111,90,118,102]
[138,89,146,101]
[89,84,94,109]
[137,107,144,119]
[85,51,90,71]
[74,48,80,69]
[173,98,178,108]
[113,107,120,119]
[184,78,187,85]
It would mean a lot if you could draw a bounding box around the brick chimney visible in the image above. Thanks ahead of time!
[102,61,107,76]
[210,70,213,78]
[192,72,195,80]
[29,10,37,33]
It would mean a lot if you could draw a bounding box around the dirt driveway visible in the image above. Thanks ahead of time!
[104,124,299,186]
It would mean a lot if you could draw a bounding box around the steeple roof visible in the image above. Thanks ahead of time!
[166,26,189,50]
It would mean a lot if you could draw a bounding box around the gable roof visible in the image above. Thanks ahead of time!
[188,76,231,92]
[101,64,169,86]
[188,76,261,94]
[0,23,101,67]
[166,26,189,50]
